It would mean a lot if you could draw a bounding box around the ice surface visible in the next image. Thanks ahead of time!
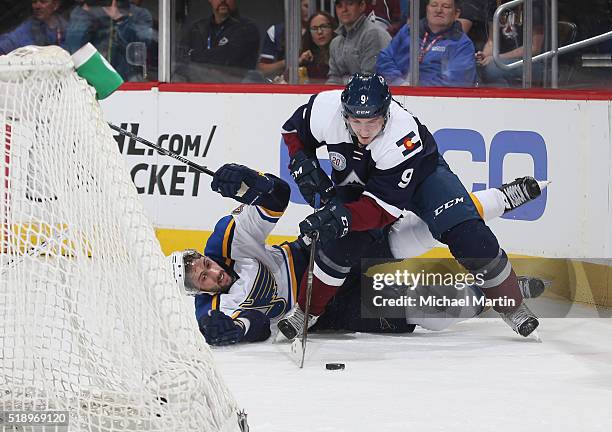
[212,300,612,432]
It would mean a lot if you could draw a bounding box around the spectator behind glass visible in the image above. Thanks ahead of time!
[257,0,310,80]
[457,0,493,51]
[364,0,403,36]
[177,0,260,83]
[327,0,392,84]
[300,11,338,83]
[66,0,153,81]
[0,0,67,55]
[376,0,477,87]
[476,0,544,86]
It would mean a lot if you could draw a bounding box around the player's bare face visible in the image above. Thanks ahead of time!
[347,116,385,145]
[189,256,234,294]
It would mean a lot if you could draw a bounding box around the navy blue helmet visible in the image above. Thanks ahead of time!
[341,73,392,120]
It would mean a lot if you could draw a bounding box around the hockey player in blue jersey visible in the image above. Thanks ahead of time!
[169,162,547,346]
[279,72,542,340]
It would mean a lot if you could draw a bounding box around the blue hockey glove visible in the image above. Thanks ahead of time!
[299,199,352,245]
[211,163,275,204]
[289,151,335,207]
[198,310,245,346]
[236,309,272,342]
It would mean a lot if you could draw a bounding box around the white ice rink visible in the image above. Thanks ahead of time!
[213,299,612,432]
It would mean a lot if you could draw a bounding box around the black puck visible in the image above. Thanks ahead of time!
[325,363,345,370]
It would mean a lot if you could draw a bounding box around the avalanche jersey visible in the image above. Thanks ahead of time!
[283,89,439,218]
[194,203,300,325]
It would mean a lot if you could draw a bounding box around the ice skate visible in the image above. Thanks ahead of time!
[499,176,549,211]
[277,304,319,340]
[500,302,540,338]
[517,276,546,299]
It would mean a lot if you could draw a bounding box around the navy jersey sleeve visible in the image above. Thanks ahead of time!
[252,174,290,213]
[195,293,217,322]
[281,94,322,158]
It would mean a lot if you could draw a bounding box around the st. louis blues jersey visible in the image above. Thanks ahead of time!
[282,89,439,231]
[194,187,301,329]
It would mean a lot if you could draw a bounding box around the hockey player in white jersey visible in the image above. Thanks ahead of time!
[279,72,541,340]
[170,162,546,346]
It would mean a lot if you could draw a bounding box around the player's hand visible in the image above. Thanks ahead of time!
[289,151,335,207]
[211,163,274,204]
[299,198,351,245]
[198,310,245,346]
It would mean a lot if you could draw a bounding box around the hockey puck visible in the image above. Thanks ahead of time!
[325,363,345,370]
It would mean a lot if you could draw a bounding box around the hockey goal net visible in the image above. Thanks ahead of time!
[0,46,243,431]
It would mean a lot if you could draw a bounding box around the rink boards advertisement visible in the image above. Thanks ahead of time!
[100,89,612,261]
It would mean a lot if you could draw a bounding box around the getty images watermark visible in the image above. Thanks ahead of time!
[360,264,516,320]
[369,268,515,309]
[360,258,523,320]
[361,257,612,320]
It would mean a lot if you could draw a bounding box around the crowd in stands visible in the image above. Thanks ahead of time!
[377,0,476,86]
[175,0,260,83]
[1,0,605,87]
[171,0,546,87]
[0,0,68,56]
[0,0,154,81]
[178,0,547,87]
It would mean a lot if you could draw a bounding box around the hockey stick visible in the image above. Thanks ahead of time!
[108,123,215,176]
[298,230,318,368]
[291,195,320,368]
[108,123,251,199]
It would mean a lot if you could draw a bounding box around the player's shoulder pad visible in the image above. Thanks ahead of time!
[309,89,344,142]
[369,103,423,170]
[204,215,236,259]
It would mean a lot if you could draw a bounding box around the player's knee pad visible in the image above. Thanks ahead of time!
[441,219,500,271]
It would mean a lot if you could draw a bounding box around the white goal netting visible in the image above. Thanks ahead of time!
[0,46,243,432]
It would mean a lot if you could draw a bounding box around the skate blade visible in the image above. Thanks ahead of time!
[290,338,305,366]
[273,330,289,343]
[537,180,551,192]
[529,329,542,343]
[273,330,299,344]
